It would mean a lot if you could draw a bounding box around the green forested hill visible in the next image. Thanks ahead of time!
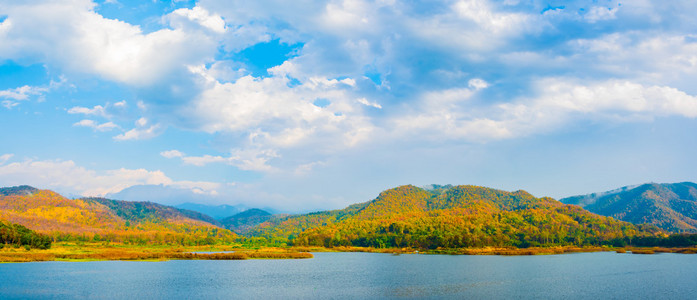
[250,185,657,248]
[220,209,272,234]
[81,197,223,228]
[561,182,697,232]
[0,220,52,249]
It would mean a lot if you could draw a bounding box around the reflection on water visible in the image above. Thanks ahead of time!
[1,252,696,299]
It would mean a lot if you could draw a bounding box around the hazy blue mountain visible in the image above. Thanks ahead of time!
[176,203,248,220]
[220,208,273,234]
[0,185,39,196]
[561,182,697,232]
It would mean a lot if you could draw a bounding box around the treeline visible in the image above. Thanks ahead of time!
[45,229,237,246]
[0,221,52,249]
[609,233,697,248]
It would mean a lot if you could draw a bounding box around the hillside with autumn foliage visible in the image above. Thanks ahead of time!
[0,186,235,245]
[561,182,697,233]
[250,185,662,248]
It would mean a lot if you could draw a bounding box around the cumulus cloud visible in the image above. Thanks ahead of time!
[160,150,184,159]
[356,97,382,109]
[0,154,13,165]
[0,85,48,108]
[68,105,107,117]
[73,119,119,132]
[392,78,697,142]
[114,118,162,141]
[529,79,697,118]
[569,33,697,90]
[161,148,280,172]
[452,0,531,34]
[169,6,227,33]
[584,6,619,23]
[0,1,219,86]
[468,78,489,90]
[0,157,220,197]
[190,68,376,151]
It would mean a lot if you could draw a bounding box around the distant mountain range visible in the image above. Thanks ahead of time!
[0,185,235,244]
[248,185,652,248]
[561,182,697,232]
[175,203,248,220]
[220,208,273,234]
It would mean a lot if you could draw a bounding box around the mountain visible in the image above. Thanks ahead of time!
[0,185,39,196]
[220,208,272,234]
[108,184,226,206]
[0,186,235,244]
[83,198,223,227]
[175,203,247,220]
[560,182,697,233]
[250,185,655,248]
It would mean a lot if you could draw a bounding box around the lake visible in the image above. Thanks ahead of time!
[1,252,696,299]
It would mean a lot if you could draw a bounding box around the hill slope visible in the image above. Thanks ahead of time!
[561,182,697,232]
[175,203,247,220]
[220,209,272,234]
[250,185,655,248]
[0,186,235,244]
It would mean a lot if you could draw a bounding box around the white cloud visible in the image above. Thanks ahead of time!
[191,70,375,151]
[68,105,107,117]
[391,78,697,142]
[529,79,697,118]
[569,33,697,90]
[356,97,382,109]
[0,85,49,108]
[0,154,13,165]
[169,6,226,33]
[113,117,161,140]
[0,1,219,86]
[161,148,280,172]
[135,117,148,127]
[585,6,619,23]
[1,100,19,109]
[160,150,184,159]
[468,78,489,90]
[73,119,119,132]
[0,85,46,100]
[114,123,162,141]
[452,0,530,34]
[0,158,220,197]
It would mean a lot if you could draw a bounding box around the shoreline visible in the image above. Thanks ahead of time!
[0,243,313,263]
[2,243,696,263]
[290,245,697,255]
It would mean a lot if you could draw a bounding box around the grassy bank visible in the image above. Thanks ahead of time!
[0,243,313,263]
[4,243,696,262]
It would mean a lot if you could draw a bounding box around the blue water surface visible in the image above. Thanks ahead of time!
[1,252,695,299]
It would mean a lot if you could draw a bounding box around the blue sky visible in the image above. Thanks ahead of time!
[1,0,696,212]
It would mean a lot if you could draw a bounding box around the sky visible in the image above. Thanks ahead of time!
[1,0,696,212]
